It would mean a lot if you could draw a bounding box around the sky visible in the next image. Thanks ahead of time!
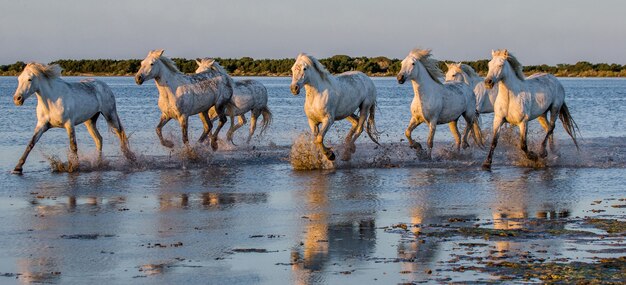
[1,0,625,65]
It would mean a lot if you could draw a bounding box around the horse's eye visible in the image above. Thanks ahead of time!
[28,78,32,82]
[303,67,307,71]
[412,63,415,66]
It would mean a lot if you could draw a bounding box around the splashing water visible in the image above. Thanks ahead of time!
[289,133,334,170]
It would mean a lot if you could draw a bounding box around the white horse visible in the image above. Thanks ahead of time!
[482,49,579,169]
[11,63,135,174]
[135,50,233,150]
[195,58,272,144]
[396,49,484,159]
[290,53,380,161]
[445,63,498,114]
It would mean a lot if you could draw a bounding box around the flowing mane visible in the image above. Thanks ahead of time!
[409,48,443,84]
[197,58,228,75]
[459,64,480,78]
[297,53,331,82]
[25,63,62,79]
[493,49,525,81]
[147,50,183,75]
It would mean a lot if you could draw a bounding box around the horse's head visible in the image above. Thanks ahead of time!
[13,63,60,106]
[484,49,508,89]
[290,54,311,95]
[135,49,165,85]
[194,58,217,73]
[445,63,464,82]
[397,54,419,85]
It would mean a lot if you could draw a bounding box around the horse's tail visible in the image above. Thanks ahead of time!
[471,111,485,149]
[366,103,381,146]
[259,106,272,135]
[559,102,580,150]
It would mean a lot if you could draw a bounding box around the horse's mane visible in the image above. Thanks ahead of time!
[493,49,525,81]
[197,58,228,75]
[297,53,331,82]
[148,50,183,75]
[409,48,443,84]
[459,64,480,78]
[25,62,62,79]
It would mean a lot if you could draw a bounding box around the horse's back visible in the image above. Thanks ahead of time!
[336,71,376,97]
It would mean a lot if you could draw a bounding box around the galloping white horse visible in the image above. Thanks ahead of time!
[11,63,135,174]
[445,63,498,114]
[396,49,483,159]
[482,49,579,169]
[195,58,272,144]
[290,53,380,161]
[135,50,233,150]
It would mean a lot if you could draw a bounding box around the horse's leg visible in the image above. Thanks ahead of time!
[84,114,103,163]
[179,115,189,146]
[518,121,537,161]
[405,117,423,151]
[246,110,261,144]
[307,118,319,137]
[426,121,437,159]
[448,121,462,151]
[540,108,559,158]
[482,116,505,169]
[198,111,212,144]
[211,110,228,151]
[228,115,246,145]
[461,112,475,149]
[316,117,335,161]
[537,113,554,151]
[12,123,49,174]
[65,122,79,172]
[341,114,359,161]
[156,115,174,148]
[104,110,136,161]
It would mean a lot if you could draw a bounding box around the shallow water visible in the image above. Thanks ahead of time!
[0,76,624,284]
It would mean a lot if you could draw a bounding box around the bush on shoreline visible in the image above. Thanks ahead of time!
[1,57,625,77]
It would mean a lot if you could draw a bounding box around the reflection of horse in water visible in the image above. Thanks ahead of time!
[290,174,377,284]
[490,170,571,254]
[157,192,268,211]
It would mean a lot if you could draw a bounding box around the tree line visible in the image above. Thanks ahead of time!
[1,56,625,77]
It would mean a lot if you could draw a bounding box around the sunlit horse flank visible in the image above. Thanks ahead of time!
[482,49,579,169]
[11,63,135,174]
[397,49,484,159]
[290,53,380,161]
[135,50,233,150]
[195,58,272,144]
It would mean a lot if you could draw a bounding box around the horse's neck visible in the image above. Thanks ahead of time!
[35,78,68,107]
[500,67,525,97]
[154,69,186,94]
[304,73,334,99]
[412,66,442,101]
[467,74,483,87]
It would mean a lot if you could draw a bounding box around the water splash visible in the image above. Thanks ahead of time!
[289,133,334,170]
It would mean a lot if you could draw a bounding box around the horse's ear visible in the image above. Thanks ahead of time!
[503,49,509,57]
[491,49,496,57]
[156,49,165,57]
[195,58,202,65]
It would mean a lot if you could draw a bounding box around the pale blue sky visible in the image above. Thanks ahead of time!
[1,0,624,65]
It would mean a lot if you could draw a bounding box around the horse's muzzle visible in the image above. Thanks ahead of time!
[397,74,406,84]
[290,84,300,95]
[484,78,494,89]
[13,95,23,106]
[135,75,144,85]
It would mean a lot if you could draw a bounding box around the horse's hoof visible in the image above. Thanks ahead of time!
[462,142,470,149]
[482,161,492,170]
[11,168,23,175]
[526,151,538,161]
[326,151,336,161]
[410,142,423,151]
[211,140,219,151]
[162,140,175,148]
[539,149,548,158]
[341,152,351,161]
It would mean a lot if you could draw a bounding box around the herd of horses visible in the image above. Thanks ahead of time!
[9,48,579,174]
